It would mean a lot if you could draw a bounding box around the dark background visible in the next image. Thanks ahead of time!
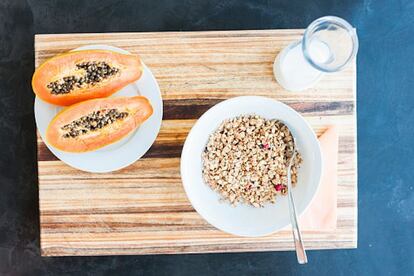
[0,0,413,275]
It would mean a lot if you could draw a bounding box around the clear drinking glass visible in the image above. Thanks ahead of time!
[273,16,358,91]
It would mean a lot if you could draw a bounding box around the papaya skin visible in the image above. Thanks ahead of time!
[46,96,153,153]
[32,50,143,106]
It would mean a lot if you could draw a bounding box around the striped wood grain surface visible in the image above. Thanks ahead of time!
[35,30,357,256]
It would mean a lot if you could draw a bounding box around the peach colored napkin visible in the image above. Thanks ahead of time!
[299,125,338,231]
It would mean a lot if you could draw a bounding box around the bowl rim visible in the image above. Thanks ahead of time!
[180,96,323,237]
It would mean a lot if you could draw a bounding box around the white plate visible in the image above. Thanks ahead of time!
[34,45,163,173]
[180,96,322,237]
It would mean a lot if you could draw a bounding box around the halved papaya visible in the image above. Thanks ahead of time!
[46,96,153,153]
[32,50,143,106]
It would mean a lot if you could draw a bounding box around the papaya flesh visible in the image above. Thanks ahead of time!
[46,96,153,153]
[32,50,143,106]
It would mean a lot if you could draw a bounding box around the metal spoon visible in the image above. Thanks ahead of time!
[287,137,308,264]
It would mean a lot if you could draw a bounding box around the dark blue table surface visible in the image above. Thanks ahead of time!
[0,0,413,275]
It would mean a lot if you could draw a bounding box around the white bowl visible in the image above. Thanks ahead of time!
[180,96,322,237]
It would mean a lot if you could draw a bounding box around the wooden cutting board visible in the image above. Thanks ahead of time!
[35,30,357,256]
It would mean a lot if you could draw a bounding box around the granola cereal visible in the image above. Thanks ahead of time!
[202,115,302,207]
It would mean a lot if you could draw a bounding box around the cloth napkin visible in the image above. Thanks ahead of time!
[299,125,338,231]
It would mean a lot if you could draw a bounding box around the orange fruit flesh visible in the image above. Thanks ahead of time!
[46,96,153,153]
[32,50,143,106]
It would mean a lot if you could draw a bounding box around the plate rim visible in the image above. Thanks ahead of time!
[34,44,163,173]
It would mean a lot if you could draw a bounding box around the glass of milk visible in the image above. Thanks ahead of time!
[274,16,358,91]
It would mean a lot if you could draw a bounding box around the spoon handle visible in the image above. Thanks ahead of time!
[287,149,308,264]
